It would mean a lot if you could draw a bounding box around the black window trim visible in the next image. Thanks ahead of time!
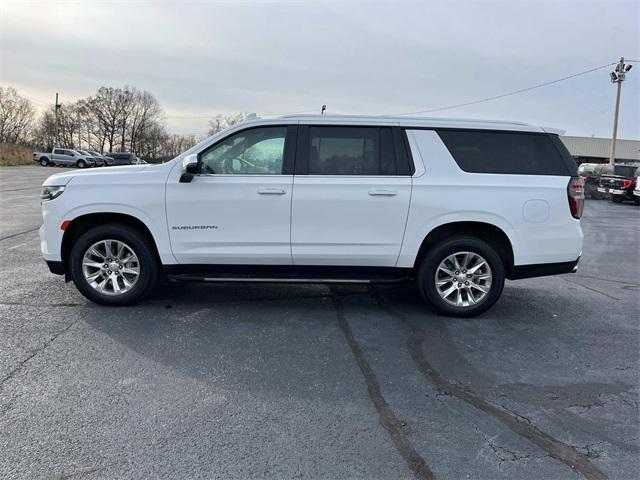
[294,124,412,176]
[419,127,574,176]
[196,124,298,176]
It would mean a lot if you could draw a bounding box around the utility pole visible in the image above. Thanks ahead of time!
[608,57,633,164]
[54,93,61,146]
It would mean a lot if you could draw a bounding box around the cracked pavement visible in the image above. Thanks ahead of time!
[0,166,638,479]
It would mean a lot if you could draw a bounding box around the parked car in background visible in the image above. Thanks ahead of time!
[39,115,584,317]
[76,149,104,167]
[633,168,640,204]
[578,163,601,198]
[33,148,96,168]
[106,152,138,165]
[597,164,640,203]
[86,150,114,166]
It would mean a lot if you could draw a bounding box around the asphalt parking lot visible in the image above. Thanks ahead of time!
[0,165,638,480]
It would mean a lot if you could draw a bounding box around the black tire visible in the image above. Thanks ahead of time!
[77,160,86,168]
[69,224,159,306]
[634,197,639,205]
[417,236,505,317]
[40,158,49,167]
[611,195,623,203]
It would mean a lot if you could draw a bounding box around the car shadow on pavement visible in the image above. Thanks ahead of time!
[79,279,638,479]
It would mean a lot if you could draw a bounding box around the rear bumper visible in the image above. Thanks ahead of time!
[508,257,579,280]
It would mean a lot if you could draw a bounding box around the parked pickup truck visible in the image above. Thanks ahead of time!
[106,152,139,166]
[33,148,96,168]
[39,115,584,317]
[597,164,640,204]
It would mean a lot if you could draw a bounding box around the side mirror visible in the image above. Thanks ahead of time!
[180,154,199,183]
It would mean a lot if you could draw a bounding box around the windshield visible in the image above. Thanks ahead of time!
[578,164,595,174]
[601,165,639,177]
[614,166,639,177]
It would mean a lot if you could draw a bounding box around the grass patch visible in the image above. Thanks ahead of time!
[0,143,34,166]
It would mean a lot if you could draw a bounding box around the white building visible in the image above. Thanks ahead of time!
[560,136,640,164]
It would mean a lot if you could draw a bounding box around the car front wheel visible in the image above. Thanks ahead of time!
[69,224,158,306]
[417,237,505,317]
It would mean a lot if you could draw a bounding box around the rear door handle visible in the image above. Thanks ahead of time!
[258,188,286,195]
[368,190,397,196]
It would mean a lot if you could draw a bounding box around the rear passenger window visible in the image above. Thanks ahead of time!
[437,130,570,176]
[307,126,397,175]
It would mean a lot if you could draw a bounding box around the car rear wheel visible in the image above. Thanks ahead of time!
[69,224,158,306]
[417,237,505,317]
[611,195,623,203]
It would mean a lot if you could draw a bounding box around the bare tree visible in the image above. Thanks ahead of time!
[5,84,216,161]
[83,87,130,153]
[0,86,35,144]
[128,89,163,154]
[32,101,83,150]
[207,112,249,136]
[158,133,199,160]
[32,107,57,151]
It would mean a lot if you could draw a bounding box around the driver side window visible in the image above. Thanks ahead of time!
[200,126,287,175]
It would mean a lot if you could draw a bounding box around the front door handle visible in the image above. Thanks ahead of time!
[368,190,397,196]
[258,188,286,195]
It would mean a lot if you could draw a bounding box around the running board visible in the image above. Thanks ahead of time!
[167,275,409,285]
[164,265,413,285]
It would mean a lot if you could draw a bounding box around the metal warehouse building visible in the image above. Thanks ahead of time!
[560,136,640,165]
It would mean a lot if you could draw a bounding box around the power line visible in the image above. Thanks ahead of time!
[391,62,618,116]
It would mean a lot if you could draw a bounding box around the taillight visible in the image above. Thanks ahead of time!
[623,179,633,189]
[568,176,584,219]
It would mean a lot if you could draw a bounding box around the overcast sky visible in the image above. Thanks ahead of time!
[1,0,638,138]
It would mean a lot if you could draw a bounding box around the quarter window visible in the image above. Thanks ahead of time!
[307,126,397,176]
[200,127,287,175]
[437,130,571,176]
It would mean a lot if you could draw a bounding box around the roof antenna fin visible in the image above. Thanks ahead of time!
[321,105,326,115]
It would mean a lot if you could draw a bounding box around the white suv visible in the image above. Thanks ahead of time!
[39,115,584,317]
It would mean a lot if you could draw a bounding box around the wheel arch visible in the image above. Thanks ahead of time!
[61,212,161,276]
[413,221,515,277]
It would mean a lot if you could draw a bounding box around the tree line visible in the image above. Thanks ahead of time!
[0,86,251,162]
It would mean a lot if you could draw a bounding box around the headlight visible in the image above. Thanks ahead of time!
[41,185,65,201]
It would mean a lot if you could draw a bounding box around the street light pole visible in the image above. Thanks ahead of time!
[608,57,632,165]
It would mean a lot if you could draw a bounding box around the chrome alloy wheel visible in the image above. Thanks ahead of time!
[435,251,493,308]
[82,239,140,296]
